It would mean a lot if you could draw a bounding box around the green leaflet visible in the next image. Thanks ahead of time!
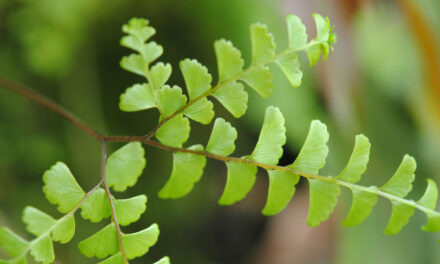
[78,224,119,258]
[22,207,56,236]
[336,134,371,183]
[250,23,276,65]
[384,202,415,235]
[122,18,155,44]
[206,118,237,156]
[286,15,308,49]
[42,162,85,213]
[306,13,336,66]
[98,253,124,264]
[307,179,340,227]
[51,215,75,244]
[380,155,416,197]
[212,81,248,118]
[154,257,171,264]
[120,54,147,77]
[159,145,206,199]
[250,106,286,165]
[115,195,147,226]
[119,83,156,112]
[155,114,190,148]
[0,227,29,257]
[140,42,163,66]
[240,66,273,98]
[218,161,258,205]
[306,45,321,67]
[262,170,300,215]
[418,179,440,232]
[342,188,378,227]
[122,224,160,259]
[80,188,111,223]
[214,39,244,82]
[150,62,172,89]
[106,142,146,192]
[275,52,302,88]
[180,59,212,100]
[30,235,54,264]
[183,97,214,124]
[157,85,187,118]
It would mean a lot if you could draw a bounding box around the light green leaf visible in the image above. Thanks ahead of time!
[120,35,143,53]
[240,66,273,98]
[342,188,378,227]
[306,45,321,67]
[180,59,212,100]
[157,85,187,118]
[251,106,286,165]
[262,170,300,215]
[218,161,257,205]
[119,83,155,112]
[250,23,276,65]
[30,235,54,264]
[336,134,371,183]
[80,188,111,223]
[78,224,119,258]
[115,195,147,226]
[120,54,147,77]
[159,145,206,199]
[418,179,440,232]
[0,227,29,257]
[206,118,237,156]
[153,257,171,264]
[122,18,155,43]
[286,15,307,49]
[42,162,85,213]
[150,62,172,89]
[140,42,163,65]
[22,207,55,236]
[313,13,330,42]
[214,39,244,82]
[212,81,248,118]
[307,179,340,226]
[275,52,302,88]
[156,114,190,148]
[384,201,415,235]
[380,155,416,197]
[290,120,329,174]
[123,224,160,260]
[98,253,124,264]
[183,97,214,124]
[106,142,146,192]
[51,215,75,244]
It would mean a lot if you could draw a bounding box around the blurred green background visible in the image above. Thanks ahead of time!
[1,0,440,263]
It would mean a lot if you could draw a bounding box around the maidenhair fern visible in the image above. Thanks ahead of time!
[0,12,439,264]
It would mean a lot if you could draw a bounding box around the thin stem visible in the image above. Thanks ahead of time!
[100,139,129,264]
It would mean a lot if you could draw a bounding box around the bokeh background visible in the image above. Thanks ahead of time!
[1,0,440,263]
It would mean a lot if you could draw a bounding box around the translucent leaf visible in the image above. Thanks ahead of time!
[180,59,212,100]
[250,23,276,65]
[275,52,302,88]
[0,227,29,257]
[262,170,300,215]
[155,114,190,148]
[141,42,163,65]
[212,81,248,118]
[307,179,340,226]
[123,224,159,259]
[206,118,237,156]
[380,155,416,197]
[120,54,147,77]
[106,142,146,192]
[78,224,119,258]
[98,253,124,264]
[214,39,244,82]
[42,162,85,213]
[115,195,147,226]
[150,62,172,89]
[120,35,143,53]
[51,215,75,244]
[80,188,111,223]
[30,235,54,264]
[22,207,56,236]
[313,13,330,42]
[336,134,371,183]
[122,18,155,43]
[250,106,286,165]
[286,15,307,49]
[218,161,257,205]
[183,97,214,124]
[157,85,187,118]
[153,257,171,264]
[306,45,321,67]
[418,179,440,232]
[159,145,206,199]
[342,188,378,227]
[384,202,415,235]
[119,83,155,112]
[240,66,273,98]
